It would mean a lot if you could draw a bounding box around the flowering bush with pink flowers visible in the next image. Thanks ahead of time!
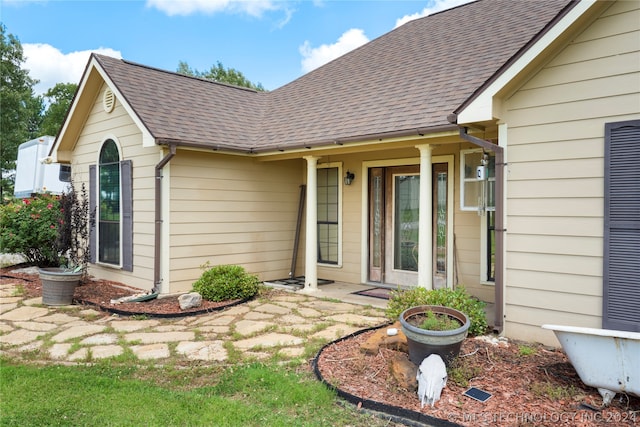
[0,194,63,266]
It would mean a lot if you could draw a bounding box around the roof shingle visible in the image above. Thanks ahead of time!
[94,0,573,153]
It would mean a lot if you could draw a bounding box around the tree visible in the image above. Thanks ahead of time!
[0,24,41,200]
[177,60,265,92]
[40,82,77,136]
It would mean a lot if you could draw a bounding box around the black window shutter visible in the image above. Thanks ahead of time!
[121,160,133,272]
[603,120,640,332]
[89,165,97,264]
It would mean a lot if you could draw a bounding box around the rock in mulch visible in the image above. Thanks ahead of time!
[178,292,202,310]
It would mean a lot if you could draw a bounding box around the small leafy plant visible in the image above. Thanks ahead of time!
[418,310,461,331]
[0,194,62,266]
[386,286,488,336]
[0,181,93,277]
[193,263,261,302]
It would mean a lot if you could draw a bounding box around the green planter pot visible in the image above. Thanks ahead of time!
[39,267,82,306]
[399,305,470,366]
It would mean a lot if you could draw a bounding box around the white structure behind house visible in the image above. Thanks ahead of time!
[14,136,70,198]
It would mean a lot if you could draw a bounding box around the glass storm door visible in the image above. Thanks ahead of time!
[368,164,449,288]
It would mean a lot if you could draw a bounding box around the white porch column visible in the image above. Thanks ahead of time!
[303,156,319,292]
[416,144,433,288]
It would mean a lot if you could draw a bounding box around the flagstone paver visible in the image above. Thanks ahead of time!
[234,319,273,336]
[302,301,358,312]
[14,321,58,332]
[243,311,275,320]
[202,315,236,326]
[110,319,161,332]
[37,313,82,324]
[154,325,188,332]
[17,341,42,352]
[90,345,124,359]
[22,297,43,306]
[131,343,170,360]
[0,303,18,313]
[310,324,362,341]
[49,343,73,359]
[326,313,387,326]
[80,334,118,345]
[294,307,322,317]
[278,314,307,324]
[0,277,388,365]
[69,348,89,361]
[0,306,49,321]
[124,331,195,344]
[176,340,227,361]
[234,333,304,350]
[50,325,106,342]
[254,303,291,315]
[197,325,229,334]
[0,329,42,346]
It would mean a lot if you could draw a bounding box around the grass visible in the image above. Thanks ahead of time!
[0,357,391,426]
[517,344,536,357]
[530,380,580,400]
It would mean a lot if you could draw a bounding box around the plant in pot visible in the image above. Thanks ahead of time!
[386,287,487,365]
[40,182,94,306]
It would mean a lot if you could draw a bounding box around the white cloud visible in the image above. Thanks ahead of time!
[146,0,278,17]
[23,44,122,96]
[395,0,474,28]
[299,28,369,73]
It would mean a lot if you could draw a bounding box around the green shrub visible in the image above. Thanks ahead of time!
[0,195,63,266]
[386,286,488,336]
[193,263,261,302]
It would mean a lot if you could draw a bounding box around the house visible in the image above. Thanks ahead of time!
[51,0,639,345]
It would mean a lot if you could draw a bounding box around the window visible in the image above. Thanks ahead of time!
[460,149,495,211]
[317,165,341,265]
[462,149,496,282]
[89,141,133,271]
[98,139,121,265]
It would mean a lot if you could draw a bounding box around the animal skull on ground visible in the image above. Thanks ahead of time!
[416,354,448,407]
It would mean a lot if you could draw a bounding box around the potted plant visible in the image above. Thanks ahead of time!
[386,286,487,365]
[399,304,470,365]
[39,182,93,306]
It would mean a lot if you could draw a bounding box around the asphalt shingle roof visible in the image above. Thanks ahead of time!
[94,0,574,153]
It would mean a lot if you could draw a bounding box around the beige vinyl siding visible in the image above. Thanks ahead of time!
[71,84,159,291]
[503,1,640,345]
[167,151,302,292]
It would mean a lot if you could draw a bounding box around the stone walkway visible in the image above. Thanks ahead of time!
[0,281,389,364]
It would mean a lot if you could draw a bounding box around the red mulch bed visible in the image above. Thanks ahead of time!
[0,266,241,316]
[315,329,640,426]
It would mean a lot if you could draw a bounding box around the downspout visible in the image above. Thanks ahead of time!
[153,143,177,294]
[458,127,505,333]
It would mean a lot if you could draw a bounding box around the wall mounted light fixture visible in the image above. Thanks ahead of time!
[344,170,355,186]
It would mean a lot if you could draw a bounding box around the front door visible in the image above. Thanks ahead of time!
[368,164,449,288]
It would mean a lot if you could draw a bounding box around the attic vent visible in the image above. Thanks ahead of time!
[103,89,115,113]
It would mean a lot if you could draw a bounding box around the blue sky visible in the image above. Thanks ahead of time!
[2,0,471,95]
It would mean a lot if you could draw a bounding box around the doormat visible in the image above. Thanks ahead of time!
[352,287,394,300]
[264,276,334,289]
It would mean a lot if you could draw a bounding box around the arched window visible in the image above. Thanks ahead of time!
[89,140,133,271]
[98,139,121,264]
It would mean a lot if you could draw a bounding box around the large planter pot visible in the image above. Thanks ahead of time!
[399,305,470,365]
[39,267,82,306]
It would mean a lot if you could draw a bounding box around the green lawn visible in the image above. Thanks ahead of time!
[0,358,388,426]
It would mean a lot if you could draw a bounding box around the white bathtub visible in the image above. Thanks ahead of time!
[542,324,640,405]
